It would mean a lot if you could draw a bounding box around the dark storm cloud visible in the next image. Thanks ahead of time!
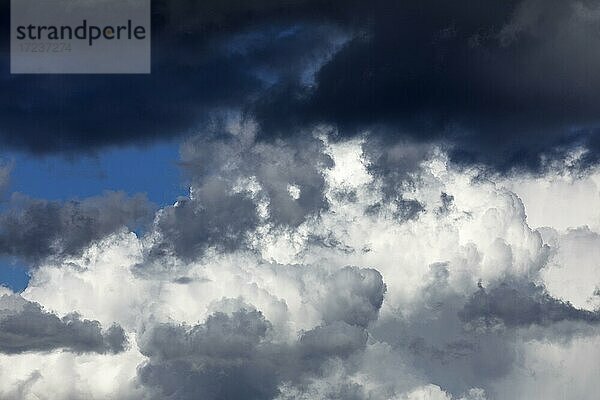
[0,0,347,154]
[2,0,598,171]
[0,294,127,354]
[0,191,152,263]
[254,0,600,171]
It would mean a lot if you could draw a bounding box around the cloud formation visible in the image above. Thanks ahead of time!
[137,264,384,399]
[2,1,600,173]
[0,291,126,355]
[460,280,600,328]
[0,162,12,196]
[255,0,600,171]
[145,119,332,260]
[0,191,152,264]
[0,135,595,399]
[0,0,347,154]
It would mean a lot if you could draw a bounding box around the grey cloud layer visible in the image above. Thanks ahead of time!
[0,191,153,263]
[139,310,373,398]
[461,280,600,328]
[149,179,259,260]
[0,294,126,354]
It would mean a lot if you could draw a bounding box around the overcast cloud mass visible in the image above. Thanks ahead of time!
[0,0,599,399]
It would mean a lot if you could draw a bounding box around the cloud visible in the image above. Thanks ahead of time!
[540,226,600,310]
[148,178,259,260]
[253,0,600,171]
[0,0,348,155]
[137,308,282,400]
[0,346,145,400]
[498,165,600,231]
[0,292,126,354]
[0,161,12,196]
[492,334,600,399]
[316,267,386,328]
[0,137,597,399]
[460,280,600,329]
[137,307,373,400]
[2,1,600,173]
[145,118,333,260]
[179,116,333,227]
[399,385,487,400]
[0,191,153,264]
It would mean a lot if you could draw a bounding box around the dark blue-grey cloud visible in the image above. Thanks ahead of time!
[0,294,127,354]
[460,280,600,328]
[0,0,347,154]
[2,0,600,173]
[254,0,600,172]
[138,308,371,400]
[0,191,153,263]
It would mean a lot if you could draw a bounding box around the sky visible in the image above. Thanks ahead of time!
[0,0,599,399]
